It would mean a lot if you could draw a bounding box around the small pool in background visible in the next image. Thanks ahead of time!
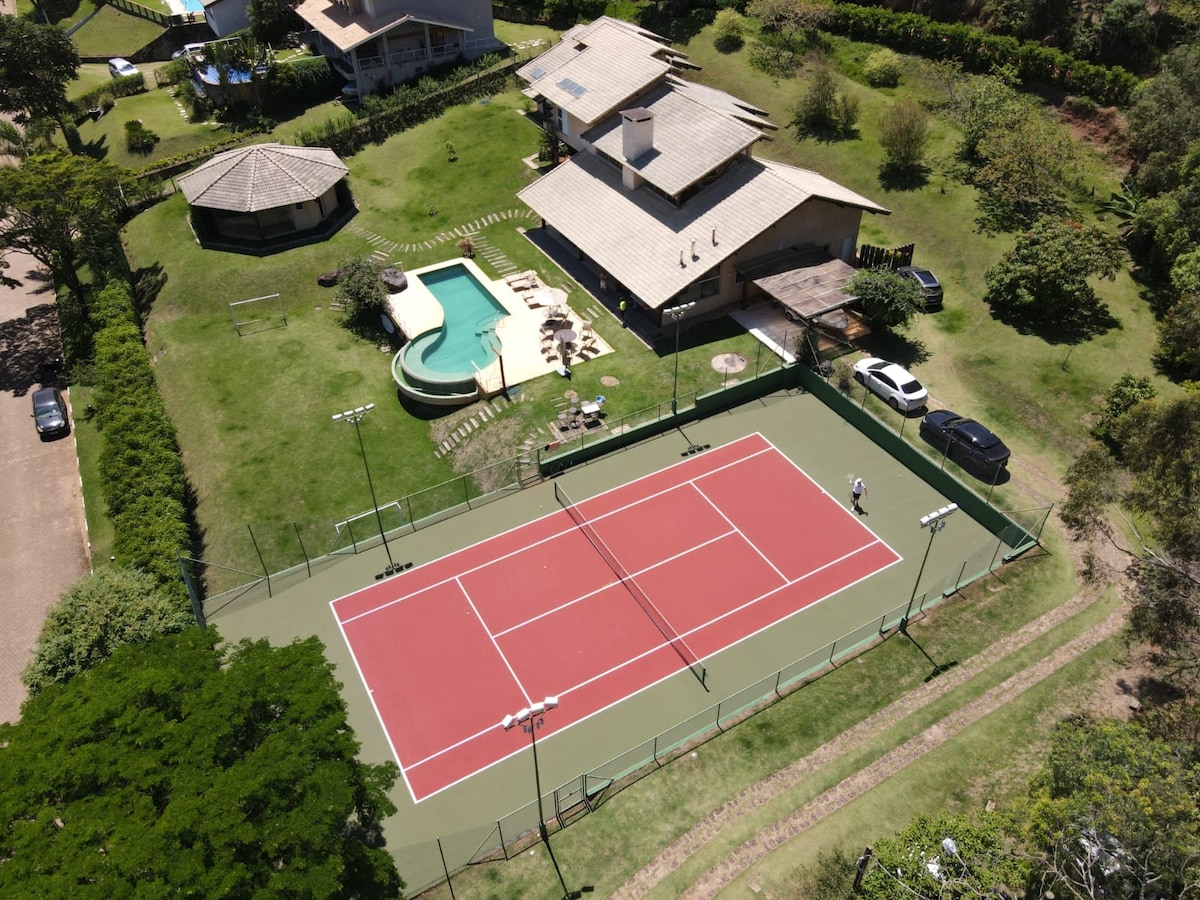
[396,263,508,399]
[180,0,204,12]
[196,65,259,85]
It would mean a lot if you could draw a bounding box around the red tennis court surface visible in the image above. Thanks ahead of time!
[332,433,900,801]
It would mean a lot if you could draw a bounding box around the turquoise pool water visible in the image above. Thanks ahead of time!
[403,265,506,381]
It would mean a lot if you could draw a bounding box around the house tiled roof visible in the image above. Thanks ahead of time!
[516,16,685,127]
[518,153,888,309]
[667,75,775,132]
[584,81,764,197]
[293,1,471,53]
[177,143,349,212]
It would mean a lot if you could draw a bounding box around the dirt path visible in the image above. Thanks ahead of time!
[613,453,1132,899]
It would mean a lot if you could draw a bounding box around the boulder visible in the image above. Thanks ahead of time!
[317,269,340,287]
[381,267,407,292]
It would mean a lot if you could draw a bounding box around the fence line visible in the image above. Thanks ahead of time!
[389,526,1048,894]
[192,356,1045,620]
[105,0,174,25]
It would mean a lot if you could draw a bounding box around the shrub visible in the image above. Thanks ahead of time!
[793,65,839,134]
[864,48,902,87]
[123,119,159,153]
[880,99,930,172]
[457,237,474,257]
[334,255,386,321]
[22,567,194,696]
[836,92,860,134]
[713,8,746,52]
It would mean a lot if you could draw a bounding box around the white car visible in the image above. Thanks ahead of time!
[108,58,140,78]
[852,357,929,412]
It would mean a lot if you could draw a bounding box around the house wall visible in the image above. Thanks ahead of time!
[203,0,248,38]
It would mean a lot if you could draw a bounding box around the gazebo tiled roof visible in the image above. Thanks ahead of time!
[177,143,349,213]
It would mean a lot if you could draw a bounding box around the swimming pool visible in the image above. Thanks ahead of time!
[397,264,507,394]
[180,0,203,11]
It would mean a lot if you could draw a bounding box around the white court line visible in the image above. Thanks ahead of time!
[336,433,911,800]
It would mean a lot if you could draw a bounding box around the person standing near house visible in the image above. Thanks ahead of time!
[851,477,867,513]
[619,296,628,326]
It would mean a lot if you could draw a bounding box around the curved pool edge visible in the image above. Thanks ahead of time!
[392,350,480,406]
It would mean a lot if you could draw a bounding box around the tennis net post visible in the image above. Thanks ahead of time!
[554,482,708,691]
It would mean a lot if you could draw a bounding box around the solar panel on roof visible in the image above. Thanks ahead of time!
[530,66,546,79]
[557,77,588,97]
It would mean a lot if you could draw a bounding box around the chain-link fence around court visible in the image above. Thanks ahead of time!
[388,511,1048,895]
[186,353,1044,624]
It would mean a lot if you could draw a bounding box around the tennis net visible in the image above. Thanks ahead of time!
[554,482,707,689]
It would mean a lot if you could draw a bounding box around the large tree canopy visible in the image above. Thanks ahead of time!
[0,17,79,126]
[0,629,403,897]
[0,152,134,304]
[983,215,1123,340]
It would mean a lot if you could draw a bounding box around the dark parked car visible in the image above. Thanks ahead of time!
[897,265,943,311]
[31,387,69,438]
[919,409,1010,474]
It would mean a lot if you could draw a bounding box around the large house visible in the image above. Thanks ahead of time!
[516,18,890,329]
[294,0,503,97]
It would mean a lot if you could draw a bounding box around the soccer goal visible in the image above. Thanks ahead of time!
[229,293,286,336]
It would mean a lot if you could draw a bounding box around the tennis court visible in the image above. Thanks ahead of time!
[332,433,901,801]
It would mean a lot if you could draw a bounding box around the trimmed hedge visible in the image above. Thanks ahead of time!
[91,281,190,604]
[829,4,1140,106]
[72,73,148,117]
[296,54,518,157]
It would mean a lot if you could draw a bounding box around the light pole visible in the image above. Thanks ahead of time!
[903,503,957,627]
[665,301,696,415]
[503,698,588,900]
[332,404,397,575]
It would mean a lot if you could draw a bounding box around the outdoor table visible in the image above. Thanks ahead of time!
[554,329,577,362]
[581,400,601,417]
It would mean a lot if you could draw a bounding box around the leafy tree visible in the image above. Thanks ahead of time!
[1156,292,1200,381]
[747,0,831,38]
[1094,371,1157,442]
[248,0,302,44]
[785,845,856,898]
[1127,138,1200,281]
[974,111,1076,231]
[22,568,194,697]
[1109,394,1200,562]
[1173,247,1200,297]
[953,73,1024,166]
[844,268,921,331]
[879,99,930,173]
[857,813,1031,898]
[793,65,839,134]
[1023,715,1200,899]
[1127,555,1200,680]
[0,18,79,129]
[835,92,859,135]
[982,216,1122,335]
[0,152,133,305]
[0,629,403,897]
[1126,44,1200,195]
[712,8,746,52]
[335,255,386,322]
[1095,0,1156,69]
[1060,442,1122,540]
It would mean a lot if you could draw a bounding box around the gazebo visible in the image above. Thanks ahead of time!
[177,143,353,251]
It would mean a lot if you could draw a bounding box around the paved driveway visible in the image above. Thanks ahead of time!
[0,249,90,722]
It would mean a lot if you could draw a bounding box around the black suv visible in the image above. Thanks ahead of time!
[919,409,1010,475]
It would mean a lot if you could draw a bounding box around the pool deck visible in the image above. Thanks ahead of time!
[385,259,612,398]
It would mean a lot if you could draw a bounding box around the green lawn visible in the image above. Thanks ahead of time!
[72,69,229,168]
[125,86,768,584]
[69,4,164,58]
